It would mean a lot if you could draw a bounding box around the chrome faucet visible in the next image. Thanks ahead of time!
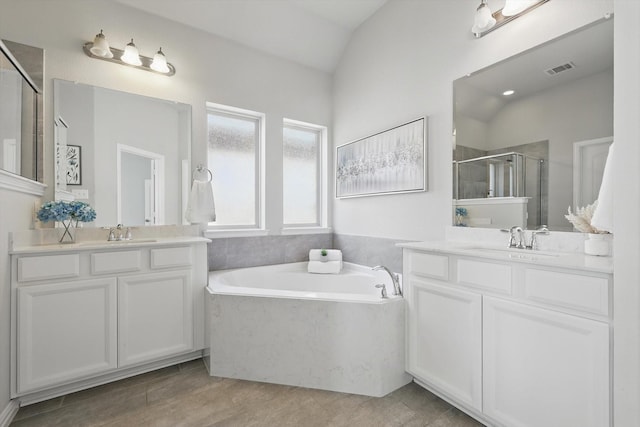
[501,225,550,250]
[107,224,132,241]
[372,266,401,296]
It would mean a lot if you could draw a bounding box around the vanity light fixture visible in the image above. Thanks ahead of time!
[472,0,550,38]
[121,39,142,66]
[502,0,539,16]
[89,30,113,58]
[471,0,496,35]
[83,30,175,76]
[150,48,170,73]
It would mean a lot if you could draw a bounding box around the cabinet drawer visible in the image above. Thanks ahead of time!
[151,247,192,269]
[457,259,512,294]
[91,251,141,275]
[524,269,609,316]
[18,254,80,282]
[410,252,449,280]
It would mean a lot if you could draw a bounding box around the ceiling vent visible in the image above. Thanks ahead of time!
[544,62,576,76]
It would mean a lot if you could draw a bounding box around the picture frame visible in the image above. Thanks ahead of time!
[66,144,81,185]
[336,117,427,198]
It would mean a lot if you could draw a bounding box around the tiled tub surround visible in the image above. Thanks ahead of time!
[207,233,333,270]
[333,233,408,274]
[207,233,408,274]
[207,262,412,397]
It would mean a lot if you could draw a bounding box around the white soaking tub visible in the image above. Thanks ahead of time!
[206,262,411,397]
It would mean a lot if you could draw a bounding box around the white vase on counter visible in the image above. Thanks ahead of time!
[584,233,611,256]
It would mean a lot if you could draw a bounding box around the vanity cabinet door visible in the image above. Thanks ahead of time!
[483,296,610,427]
[17,278,118,393]
[406,278,482,411]
[118,271,193,367]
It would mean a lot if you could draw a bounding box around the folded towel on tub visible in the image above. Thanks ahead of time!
[308,260,342,274]
[308,249,342,262]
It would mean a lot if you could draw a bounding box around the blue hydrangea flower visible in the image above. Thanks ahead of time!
[37,201,96,223]
[69,201,97,222]
[455,207,468,217]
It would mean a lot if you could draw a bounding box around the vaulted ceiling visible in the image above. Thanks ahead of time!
[114,0,389,73]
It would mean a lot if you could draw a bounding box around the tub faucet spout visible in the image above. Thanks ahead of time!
[372,265,401,296]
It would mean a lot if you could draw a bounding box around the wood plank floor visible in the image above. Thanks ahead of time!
[11,359,484,427]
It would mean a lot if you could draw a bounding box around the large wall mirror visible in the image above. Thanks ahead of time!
[0,40,43,182]
[453,17,613,231]
[54,79,191,228]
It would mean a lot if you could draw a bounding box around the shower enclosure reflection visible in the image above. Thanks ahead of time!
[454,151,543,228]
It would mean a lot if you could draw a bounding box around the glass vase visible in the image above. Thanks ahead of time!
[58,219,76,244]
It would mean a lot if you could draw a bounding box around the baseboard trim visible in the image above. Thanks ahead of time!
[15,350,203,406]
[0,400,20,427]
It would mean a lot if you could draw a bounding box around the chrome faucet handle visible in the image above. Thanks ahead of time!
[375,284,388,299]
[124,228,132,240]
[510,226,525,249]
[528,226,550,250]
[107,228,116,241]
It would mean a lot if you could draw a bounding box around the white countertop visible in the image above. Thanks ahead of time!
[10,236,211,255]
[397,241,613,274]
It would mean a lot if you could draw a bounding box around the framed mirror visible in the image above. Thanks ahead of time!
[0,40,43,182]
[53,79,191,228]
[453,17,613,231]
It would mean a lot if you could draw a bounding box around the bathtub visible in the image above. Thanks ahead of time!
[206,262,411,397]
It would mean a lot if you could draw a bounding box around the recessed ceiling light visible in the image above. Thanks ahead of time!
[502,90,515,96]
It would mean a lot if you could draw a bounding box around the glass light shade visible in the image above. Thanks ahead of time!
[89,30,113,59]
[150,48,170,73]
[502,0,538,16]
[121,39,142,66]
[471,2,496,34]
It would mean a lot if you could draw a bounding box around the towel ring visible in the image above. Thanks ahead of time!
[194,164,213,183]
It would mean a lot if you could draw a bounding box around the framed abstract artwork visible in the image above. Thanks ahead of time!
[66,144,81,185]
[336,117,427,198]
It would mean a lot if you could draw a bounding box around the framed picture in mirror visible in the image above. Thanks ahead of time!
[66,145,81,185]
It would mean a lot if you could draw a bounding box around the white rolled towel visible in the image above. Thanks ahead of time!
[309,249,342,262]
[308,260,342,274]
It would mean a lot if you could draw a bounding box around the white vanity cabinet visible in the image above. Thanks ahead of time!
[405,252,482,411]
[11,239,209,401]
[402,245,612,427]
[16,277,118,393]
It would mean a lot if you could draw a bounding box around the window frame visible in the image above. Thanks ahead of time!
[205,102,266,233]
[282,118,328,230]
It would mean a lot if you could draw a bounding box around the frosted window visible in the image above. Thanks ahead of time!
[283,125,320,225]
[207,111,259,226]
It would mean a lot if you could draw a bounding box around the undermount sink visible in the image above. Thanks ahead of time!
[77,239,158,246]
[458,246,562,258]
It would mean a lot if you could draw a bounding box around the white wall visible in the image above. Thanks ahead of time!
[0,0,333,233]
[0,188,40,418]
[613,1,640,425]
[333,0,613,241]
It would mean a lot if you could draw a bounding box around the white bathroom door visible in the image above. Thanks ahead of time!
[117,144,165,226]
[573,137,613,208]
